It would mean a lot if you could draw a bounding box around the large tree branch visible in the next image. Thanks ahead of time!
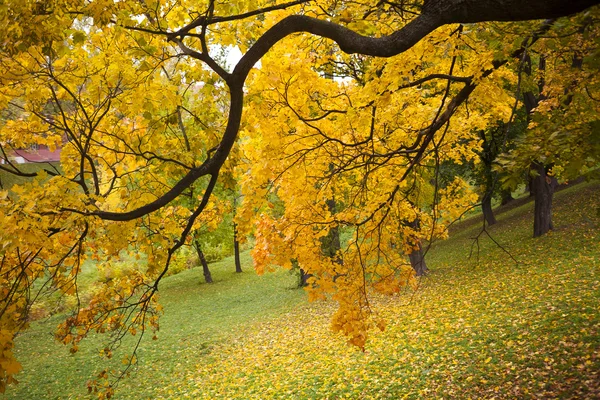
[93,0,599,221]
[92,85,244,221]
[422,0,599,23]
[235,0,599,79]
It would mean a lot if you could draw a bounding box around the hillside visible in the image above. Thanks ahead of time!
[3,181,599,399]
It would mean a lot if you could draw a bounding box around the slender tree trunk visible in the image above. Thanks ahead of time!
[482,192,497,226]
[477,129,498,227]
[532,162,557,237]
[321,198,341,259]
[233,222,242,273]
[194,240,213,283]
[231,193,243,273]
[290,259,312,288]
[408,245,428,277]
[299,268,311,287]
[311,196,342,288]
[407,218,429,276]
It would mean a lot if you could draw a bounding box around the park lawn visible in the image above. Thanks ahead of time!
[3,181,599,399]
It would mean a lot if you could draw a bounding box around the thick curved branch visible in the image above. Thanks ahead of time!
[92,0,599,221]
[234,14,439,80]
[92,86,244,221]
[235,0,599,80]
[422,0,599,23]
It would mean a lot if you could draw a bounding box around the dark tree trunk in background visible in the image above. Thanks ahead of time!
[321,198,341,259]
[232,194,243,273]
[477,129,498,227]
[531,163,557,237]
[233,222,242,273]
[482,192,497,226]
[527,178,535,197]
[314,197,341,287]
[194,240,213,283]
[408,218,429,276]
[290,259,312,288]
[500,188,514,205]
[523,55,556,237]
[299,268,312,287]
[408,244,428,276]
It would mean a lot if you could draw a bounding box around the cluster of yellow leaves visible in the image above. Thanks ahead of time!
[238,18,519,348]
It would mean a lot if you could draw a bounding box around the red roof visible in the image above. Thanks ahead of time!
[11,147,61,163]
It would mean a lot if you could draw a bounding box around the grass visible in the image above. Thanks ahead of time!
[5,253,304,399]
[0,163,60,192]
[3,180,599,399]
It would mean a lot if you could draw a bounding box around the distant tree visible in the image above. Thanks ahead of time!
[498,21,600,237]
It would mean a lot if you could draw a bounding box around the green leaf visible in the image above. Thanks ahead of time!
[72,31,86,45]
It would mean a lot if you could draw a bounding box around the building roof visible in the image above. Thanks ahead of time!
[10,148,62,163]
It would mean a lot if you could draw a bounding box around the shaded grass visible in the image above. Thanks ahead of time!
[3,181,599,399]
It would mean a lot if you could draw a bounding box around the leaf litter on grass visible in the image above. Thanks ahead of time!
[3,183,599,399]
[157,183,600,399]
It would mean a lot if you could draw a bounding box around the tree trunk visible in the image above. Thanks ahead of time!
[321,198,341,259]
[532,163,557,237]
[527,177,535,197]
[193,240,213,283]
[500,188,514,205]
[477,129,498,227]
[290,259,312,288]
[233,222,242,273]
[408,246,428,277]
[299,268,312,287]
[482,192,497,226]
[407,218,429,276]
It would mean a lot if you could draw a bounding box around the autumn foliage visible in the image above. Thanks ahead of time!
[0,0,599,394]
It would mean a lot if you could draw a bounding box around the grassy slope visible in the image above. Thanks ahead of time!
[0,163,60,190]
[3,181,599,399]
[4,254,304,399]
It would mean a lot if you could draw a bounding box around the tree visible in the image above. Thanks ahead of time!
[475,115,526,226]
[232,193,243,273]
[193,237,214,283]
[497,13,600,236]
[0,0,598,393]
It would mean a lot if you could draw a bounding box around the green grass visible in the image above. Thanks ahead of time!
[3,181,599,399]
[0,163,60,192]
[4,253,304,399]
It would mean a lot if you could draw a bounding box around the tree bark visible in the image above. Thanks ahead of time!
[194,240,213,283]
[321,198,341,259]
[482,192,497,226]
[233,222,243,273]
[532,163,557,237]
[299,268,312,287]
[500,189,514,205]
[407,218,429,276]
[409,246,428,277]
